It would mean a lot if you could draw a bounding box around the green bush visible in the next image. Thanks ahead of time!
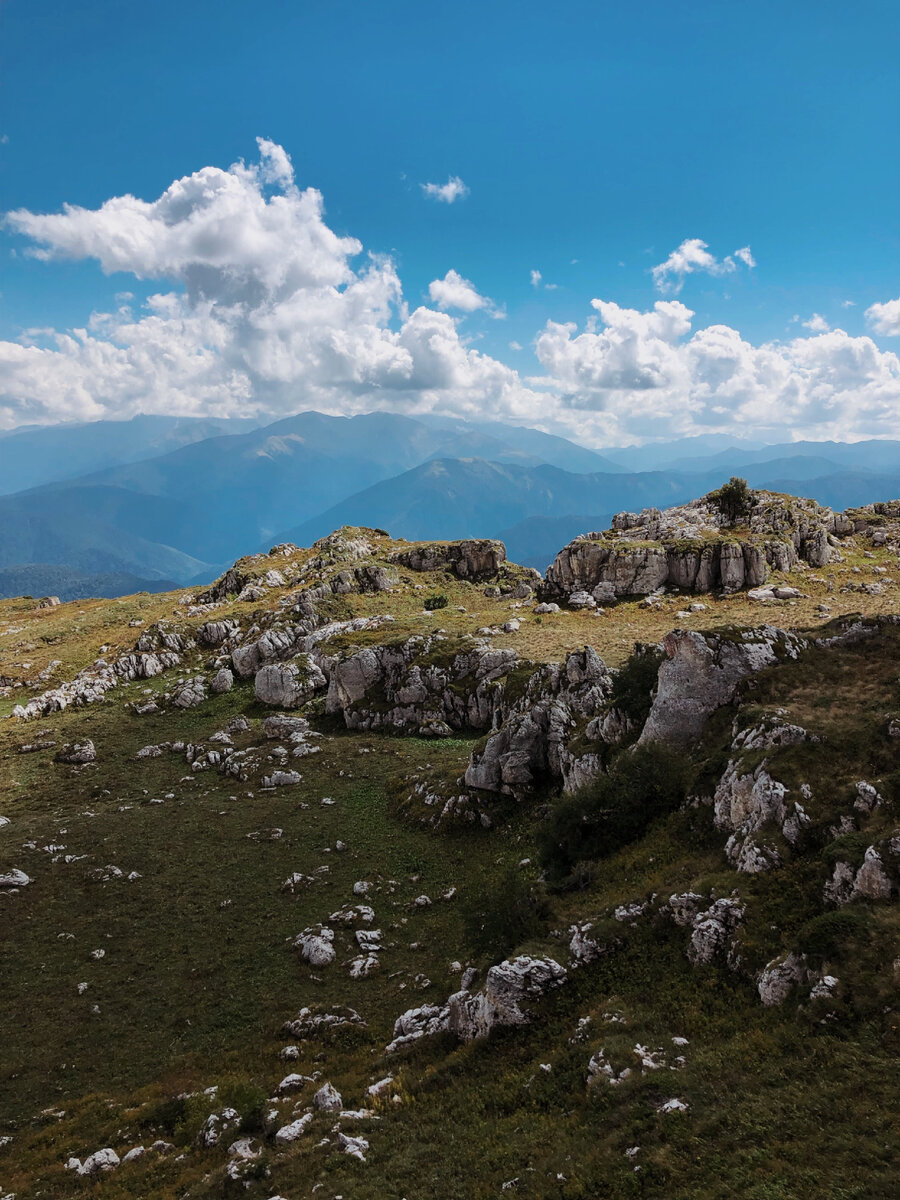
[538,743,691,885]
[608,643,665,724]
[461,866,551,961]
[709,476,753,526]
[798,908,872,963]
[424,593,449,610]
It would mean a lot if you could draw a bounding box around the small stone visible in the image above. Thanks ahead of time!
[313,1082,343,1111]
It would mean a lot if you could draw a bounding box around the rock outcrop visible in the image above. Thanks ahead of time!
[464,647,613,796]
[325,635,519,735]
[543,490,846,604]
[391,539,507,582]
[639,626,805,745]
[387,955,566,1051]
[712,719,813,873]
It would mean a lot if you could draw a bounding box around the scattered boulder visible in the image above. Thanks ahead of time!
[75,1148,120,1175]
[274,1114,313,1143]
[0,869,31,889]
[254,656,326,708]
[313,1082,343,1111]
[295,927,336,967]
[55,740,96,765]
[210,668,234,694]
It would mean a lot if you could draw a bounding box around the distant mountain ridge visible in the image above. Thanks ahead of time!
[0,411,899,599]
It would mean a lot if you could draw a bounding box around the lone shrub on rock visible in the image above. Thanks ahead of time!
[710,476,753,526]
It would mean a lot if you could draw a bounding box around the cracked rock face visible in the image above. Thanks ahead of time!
[543,491,839,603]
[391,539,507,581]
[638,627,805,746]
[464,647,613,798]
[687,898,744,966]
[387,955,566,1051]
[713,720,813,873]
[326,635,519,736]
[254,656,326,708]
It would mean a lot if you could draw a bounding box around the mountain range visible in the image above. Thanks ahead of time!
[1,410,899,596]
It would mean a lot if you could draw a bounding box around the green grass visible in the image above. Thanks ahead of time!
[2,534,899,1198]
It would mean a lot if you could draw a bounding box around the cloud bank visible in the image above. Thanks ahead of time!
[3,140,900,445]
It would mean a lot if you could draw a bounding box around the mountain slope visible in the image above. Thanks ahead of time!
[0,413,258,495]
[1,509,897,1199]
[0,486,212,582]
[0,412,624,576]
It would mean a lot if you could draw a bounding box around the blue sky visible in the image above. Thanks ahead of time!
[2,0,900,444]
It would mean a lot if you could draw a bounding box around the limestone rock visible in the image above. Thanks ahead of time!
[852,847,893,900]
[0,869,31,889]
[687,897,744,966]
[543,490,838,601]
[757,952,812,1006]
[295,927,336,967]
[392,538,506,581]
[639,626,805,746]
[210,668,234,694]
[55,740,96,765]
[76,1148,120,1175]
[274,1114,313,1143]
[254,655,326,708]
[197,1108,240,1147]
[313,1082,343,1111]
[446,955,567,1042]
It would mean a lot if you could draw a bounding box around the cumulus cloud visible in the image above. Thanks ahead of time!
[530,269,542,288]
[803,313,830,332]
[866,297,900,335]
[421,176,469,204]
[4,141,900,446]
[651,238,755,293]
[0,142,536,429]
[428,269,493,313]
[533,297,900,444]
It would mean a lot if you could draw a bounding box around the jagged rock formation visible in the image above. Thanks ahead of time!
[543,490,849,604]
[464,647,613,796]
[387,955,567,1052]
[325,635,518,736]
[639,625,805,745]
[390,539,508,582]
[712,719,814,872]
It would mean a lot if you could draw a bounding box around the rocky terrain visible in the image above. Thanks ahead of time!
[1,486,898,1199]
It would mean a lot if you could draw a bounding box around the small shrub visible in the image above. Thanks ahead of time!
[461,866,551,960]
[424,594,449,611]
[608,643,664,725]
[798,908,872,963]
[538,743,692,885]
[709,476,753,526]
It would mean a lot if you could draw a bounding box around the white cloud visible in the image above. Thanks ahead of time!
[530,269,542,288]
[651,238,755,293]
[428,269,492,313]
[802,313,830,333]
[4,142,900,446]
[509,341,523,350]
[866,297,900,336]
[533,298,900,444]
[421,176,469,204]
[0,143,539,430]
